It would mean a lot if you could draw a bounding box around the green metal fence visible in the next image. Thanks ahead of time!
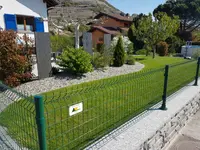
[0,58,199,150]
[0,83,39,149]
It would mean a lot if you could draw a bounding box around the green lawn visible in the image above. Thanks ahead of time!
[134,55,190,70]
[0,56,196,150]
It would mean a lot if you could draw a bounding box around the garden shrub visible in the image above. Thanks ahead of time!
[136,49,147,55]
[111,36,132,53]
[113,36,125,67]
[4,74,21,87]
[92,51,112,69]
[127,43,134,55]
[126,55,136,65]
[166,36,184,54]
[79,25,90,32]
[64,25,75,33]
[57,47,93,74]
[92,52,107,69]
[96,43,105,54]
[157,41,169,56]
[92,44,113,68]
[50,35,75,52]
[0,31,32,87]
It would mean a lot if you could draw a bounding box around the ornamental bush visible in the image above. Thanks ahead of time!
[92,52,112,69]
[126,55,136,65]
[58,47,93,74]
[135,49,147,55]
[0,30,32,87]
[111,36,132,53]
[92,52,107,69]
[50,35,75,52]
[93,44,113,68]
[113,36,125,67]
[127,43,134,55]
[157,41,169,56]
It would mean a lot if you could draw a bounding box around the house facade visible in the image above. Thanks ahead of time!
[88,12,133,45]
[0,0,57,32]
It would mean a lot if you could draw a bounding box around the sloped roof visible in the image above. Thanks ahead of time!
[44,0,58,8]
[120,27,129,32]
[90,26,120,35]
[94,12,133,22]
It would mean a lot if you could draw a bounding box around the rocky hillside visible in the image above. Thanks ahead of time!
[48,0,121,29]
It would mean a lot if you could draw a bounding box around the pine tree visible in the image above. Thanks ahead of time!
[113,36,125,67]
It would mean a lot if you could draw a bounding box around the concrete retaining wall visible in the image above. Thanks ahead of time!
[138,94,200,150]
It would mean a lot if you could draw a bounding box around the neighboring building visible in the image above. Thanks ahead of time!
[88,12,133,45]
[0,0,58,32]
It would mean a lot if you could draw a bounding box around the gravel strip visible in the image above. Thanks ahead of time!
[16,63,144,95]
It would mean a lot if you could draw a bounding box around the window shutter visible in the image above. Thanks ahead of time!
[4,14,17,31]
[35,17,44,32]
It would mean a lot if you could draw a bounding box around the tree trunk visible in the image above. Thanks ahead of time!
[146,49,148,56]
[153,46,156,59]
[75,24,80,49]
[180,22,183,32]
[144,44,149,56]
[183,20,186,31]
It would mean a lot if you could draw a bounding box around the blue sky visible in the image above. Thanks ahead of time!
[107,0,166,15]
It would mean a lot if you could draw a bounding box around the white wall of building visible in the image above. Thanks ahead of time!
[0,0,49,32]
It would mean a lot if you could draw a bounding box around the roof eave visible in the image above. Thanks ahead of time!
[94,12,132,22]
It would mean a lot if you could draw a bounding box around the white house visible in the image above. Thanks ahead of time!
[0,0,57,32]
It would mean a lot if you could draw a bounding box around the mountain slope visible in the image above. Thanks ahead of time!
[48,0,121,27]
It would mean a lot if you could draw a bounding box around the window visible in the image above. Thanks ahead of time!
[99,37,103,42]
[16,15,35,31]
[4,14,44,32]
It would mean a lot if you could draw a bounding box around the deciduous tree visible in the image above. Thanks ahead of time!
[130,12,179,58]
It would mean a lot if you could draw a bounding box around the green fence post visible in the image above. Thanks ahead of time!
[194,57,200,86]
[34,95,47,150]
[160,65,169,111]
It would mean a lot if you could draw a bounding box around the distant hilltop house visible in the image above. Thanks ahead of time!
[0,0,58,32]
[88,12,133,45]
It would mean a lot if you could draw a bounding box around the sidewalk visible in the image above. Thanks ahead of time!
[86,81,200,150]
[165,110,200,150]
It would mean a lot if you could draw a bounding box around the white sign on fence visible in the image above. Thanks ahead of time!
[69,102,83,116]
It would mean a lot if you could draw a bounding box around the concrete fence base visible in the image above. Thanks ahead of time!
[138,93,200,150]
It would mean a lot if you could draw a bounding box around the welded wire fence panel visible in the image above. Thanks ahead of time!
[0,83,39,150]
[43,68,164,150]
[0,60,197,150]
[167,61,196,96]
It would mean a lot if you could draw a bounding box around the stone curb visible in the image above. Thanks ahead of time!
[138,93,200,150]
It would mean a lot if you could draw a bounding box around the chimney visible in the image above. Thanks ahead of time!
[120,12,125,16]
[126,13,130,18]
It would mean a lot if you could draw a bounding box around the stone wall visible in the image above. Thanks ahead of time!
[138,93,200,150]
